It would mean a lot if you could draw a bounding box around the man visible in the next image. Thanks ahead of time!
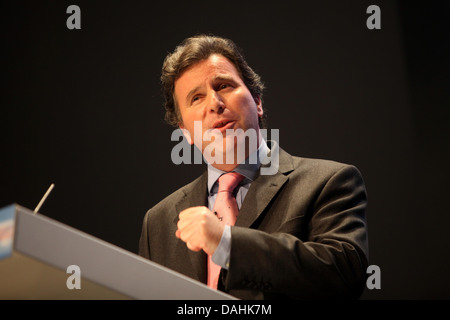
[139,34,369,299]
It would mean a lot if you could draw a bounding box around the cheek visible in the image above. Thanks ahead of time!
[180,114,207,144]
[180,108,199,128]
[231,90,256,111]
[239,96,261,123]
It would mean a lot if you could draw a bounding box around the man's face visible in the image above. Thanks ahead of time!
[174,54,263,170]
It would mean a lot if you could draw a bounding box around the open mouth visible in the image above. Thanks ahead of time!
[213,119,235,130]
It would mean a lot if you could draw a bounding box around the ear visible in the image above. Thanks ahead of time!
[179,124,193,145]
[254,96,263,118]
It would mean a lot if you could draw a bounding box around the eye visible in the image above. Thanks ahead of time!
[219,84,229,90]
[190,94,203,105]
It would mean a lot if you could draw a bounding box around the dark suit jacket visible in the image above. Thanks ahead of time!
[139,146,369,299]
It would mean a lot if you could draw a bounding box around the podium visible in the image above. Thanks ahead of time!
[0,204,236,300]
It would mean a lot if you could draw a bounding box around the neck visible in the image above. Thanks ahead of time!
[209,131,263,172]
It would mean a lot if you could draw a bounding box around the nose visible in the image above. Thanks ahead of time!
[208,91,225,114]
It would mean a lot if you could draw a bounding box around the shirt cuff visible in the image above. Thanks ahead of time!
[211,225,231,270]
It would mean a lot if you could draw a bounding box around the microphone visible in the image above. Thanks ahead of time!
[34,183,55,214]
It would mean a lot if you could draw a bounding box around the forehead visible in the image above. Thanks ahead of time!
[176,54,241,89]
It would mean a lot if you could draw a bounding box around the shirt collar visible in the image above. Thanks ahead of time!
[207,139,269,194]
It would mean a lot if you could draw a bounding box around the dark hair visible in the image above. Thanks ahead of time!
[161,34,266,127]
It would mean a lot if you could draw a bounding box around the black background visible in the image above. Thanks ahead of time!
[1,1,449,299]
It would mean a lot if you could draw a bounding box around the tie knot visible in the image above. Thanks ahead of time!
[217,172,245,193]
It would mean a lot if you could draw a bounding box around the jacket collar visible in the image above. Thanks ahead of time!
[235,141,294,228]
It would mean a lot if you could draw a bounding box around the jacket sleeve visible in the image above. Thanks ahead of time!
[223,165,369,299]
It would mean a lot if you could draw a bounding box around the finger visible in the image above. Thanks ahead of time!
[178,220,212,251]
[177,207,211,232]
[178,206,199,219]
[179,206,210,221]
[178,223,201,244]
[186,242,202,252]
[177,214,199,236]
[177,213,196,232]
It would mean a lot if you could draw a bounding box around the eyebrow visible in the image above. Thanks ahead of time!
[186,85,201,105]
[185,75,237,105]
[212,74,236,85]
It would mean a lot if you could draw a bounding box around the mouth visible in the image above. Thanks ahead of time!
[212,119,236,131]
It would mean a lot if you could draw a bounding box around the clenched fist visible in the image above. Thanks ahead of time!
[175,206,225,256]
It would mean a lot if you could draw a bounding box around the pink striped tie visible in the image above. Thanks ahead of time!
[207,172,244,289]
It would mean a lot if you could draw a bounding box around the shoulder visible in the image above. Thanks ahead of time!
[295,156,361,176]
[279,151,368,215]
[281,147,361,176]
[269,142,362,179]
[279,149,365,189]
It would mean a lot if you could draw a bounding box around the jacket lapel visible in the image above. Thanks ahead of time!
[236,145,294,228]
[174,171,209,213]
